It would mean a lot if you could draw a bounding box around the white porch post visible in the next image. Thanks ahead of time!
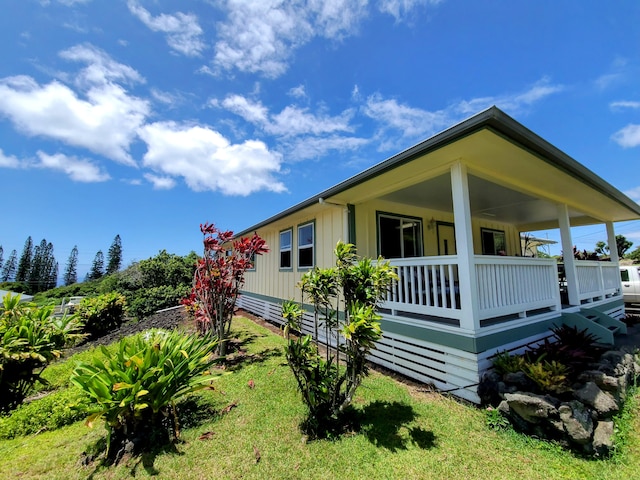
[451,162,480,331]
[606,221,619,264]
[558,204,580,305]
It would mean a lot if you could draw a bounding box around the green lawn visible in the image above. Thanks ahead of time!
[1,316,638,480]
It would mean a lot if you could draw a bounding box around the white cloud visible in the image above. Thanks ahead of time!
[220,95,270,125]
[219,94,355,137]
[0,45,149,165]
[612,124,640,148]
[285,135,370,160]
[268,105,355,137]
[610,100,640,110]
[0,75,148,165]
[138,121,286,196]
[127,1,205,57]
[378,0,443,21]
[454,77,564,116]
[288,85,307,99]
[0,149,21,168]
[36,151,110,182]
[59,44,144,87]
[625,187,640,202]
[213,0,371,78]
[144,173,176,190]
[363,78,563,150]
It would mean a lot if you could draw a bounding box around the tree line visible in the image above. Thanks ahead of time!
[0,235,122,294]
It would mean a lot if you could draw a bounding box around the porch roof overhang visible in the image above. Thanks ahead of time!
[237,106,640,236]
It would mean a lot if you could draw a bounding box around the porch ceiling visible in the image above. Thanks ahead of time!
[380,173,589,230]
[336,128,639,230]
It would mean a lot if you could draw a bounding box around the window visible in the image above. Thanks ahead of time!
[298,222,315,269]
[377,213,423,259]
[280,229,292,269]
[481,228,506,255]
[621,269,630,282]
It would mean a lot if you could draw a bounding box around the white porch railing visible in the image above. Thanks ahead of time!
[382,256,462,320]
[382,256,620,326]
[474,256,560,320]
[575,260,621,302]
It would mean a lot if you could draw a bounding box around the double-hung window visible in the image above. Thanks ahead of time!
[280,229,292,269]
[298,222,314,269]
[377,213,423,259]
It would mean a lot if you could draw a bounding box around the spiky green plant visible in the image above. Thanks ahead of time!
[70,329,220,460]
[0,293,84,411]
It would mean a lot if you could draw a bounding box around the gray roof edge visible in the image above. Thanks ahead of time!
[236,106,640,237]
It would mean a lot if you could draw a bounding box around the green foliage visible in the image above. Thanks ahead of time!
[126,285,191,321]
[284,242,396,437]
[76,292,126,338]
[99,250,198,320]
[492,351,527,375]
[0,387,85,439]
[32,281,101,305]
[523,359,570,395]
[0,294,84,411]
[70,329,219,458]
[484,406,511,431]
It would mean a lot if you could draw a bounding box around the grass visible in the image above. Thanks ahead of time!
[1,316,639,479]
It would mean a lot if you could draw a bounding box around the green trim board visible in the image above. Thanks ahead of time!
[240,290,556,354]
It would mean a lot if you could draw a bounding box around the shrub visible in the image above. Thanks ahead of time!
[76,292,126,338]
[0,293,84,411]
[183,223,268,356]
[0,387,85,439]
[283,242,396,437]
[70,329,219,460]
[126,285,190,321]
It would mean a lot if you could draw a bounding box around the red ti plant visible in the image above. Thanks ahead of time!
[183,222,268,356]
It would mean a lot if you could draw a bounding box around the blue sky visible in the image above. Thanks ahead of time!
[1,0,640,279]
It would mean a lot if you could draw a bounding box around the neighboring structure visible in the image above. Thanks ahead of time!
[235,106,640,403]
[0,289,34,303]
[520,234,557,257]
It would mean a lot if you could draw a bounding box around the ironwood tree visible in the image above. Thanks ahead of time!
[15,236,33,282]
[86,250,105,281]
[1,250,17,282]
[27,239,58,293]
[106,234,123,275]
[63,246,79,286]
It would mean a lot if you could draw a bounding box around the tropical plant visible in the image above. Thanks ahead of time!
[283,242,396,437]
[183,223,268,356]
[492,350,527,375]
[76,292,126,338]
[70,329,219,460]
[0,293,84,411]
[523,359,570,395]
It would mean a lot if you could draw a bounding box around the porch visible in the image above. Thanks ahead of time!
[381,255,623,331]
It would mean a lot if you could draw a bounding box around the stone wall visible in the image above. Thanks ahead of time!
[481,349,640,456]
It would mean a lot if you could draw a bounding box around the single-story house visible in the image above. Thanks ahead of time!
[235,106,640,403]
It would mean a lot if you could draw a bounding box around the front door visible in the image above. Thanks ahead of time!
[437,222,456,255]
